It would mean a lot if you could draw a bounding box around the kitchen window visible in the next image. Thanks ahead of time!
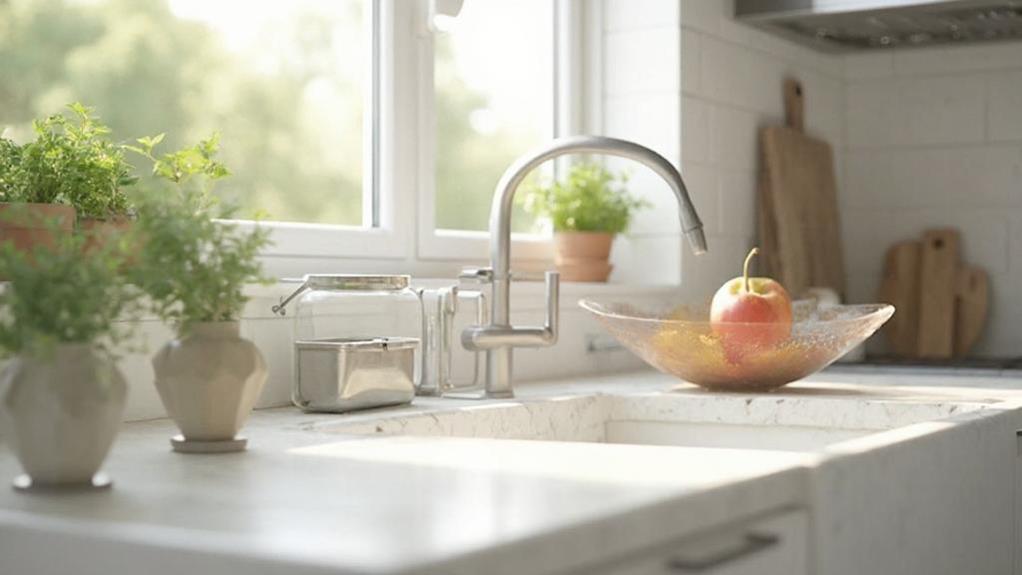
[418,0,580,263]
[431,0,554,235]
[0,0,585,272]
[0,0,372,224]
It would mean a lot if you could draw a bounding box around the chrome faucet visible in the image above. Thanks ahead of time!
[454,135,708,399]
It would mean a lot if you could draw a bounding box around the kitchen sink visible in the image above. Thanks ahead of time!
[319,392,987,453]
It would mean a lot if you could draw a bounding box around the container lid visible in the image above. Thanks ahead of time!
[303,274,410,292]
[295,336,420,351]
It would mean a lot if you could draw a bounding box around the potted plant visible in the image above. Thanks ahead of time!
[131,134,271,453]
[523,162,648,282]
[0,230,139,489]
[60,106,139,252]
[0,103,138,254]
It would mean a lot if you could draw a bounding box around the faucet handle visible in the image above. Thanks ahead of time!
[543,270,560,345]
[459,267,494,284]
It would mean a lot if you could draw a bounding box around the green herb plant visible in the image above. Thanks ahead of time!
[522,162,648,234]
[0,226,141,358]
[0,103,137,219]
[129,134,271,334]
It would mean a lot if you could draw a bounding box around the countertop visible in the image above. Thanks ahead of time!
[0,370,1019,575]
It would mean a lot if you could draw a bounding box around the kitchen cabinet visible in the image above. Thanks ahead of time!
[1016,429,1022,575]
[579,509,808,575]
[810,407,1020,575]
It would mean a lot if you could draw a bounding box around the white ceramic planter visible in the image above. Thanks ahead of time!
[0,344,127,488]
[152,321,267,452]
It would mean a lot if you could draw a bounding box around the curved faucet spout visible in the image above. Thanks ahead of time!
[454,135,708,400]
[489,135,708,280]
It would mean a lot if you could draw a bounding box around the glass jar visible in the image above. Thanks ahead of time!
[273,274,424,412]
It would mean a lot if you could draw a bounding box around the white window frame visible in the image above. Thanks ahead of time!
[246,0,590,277]
[415,0,587,263]
[238,0,410,267]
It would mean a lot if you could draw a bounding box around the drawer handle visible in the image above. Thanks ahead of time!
[665,532,780,572]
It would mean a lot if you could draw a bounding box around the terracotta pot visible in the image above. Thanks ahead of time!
[0,203,75,253]
[152,322,267,448]
[553,231,615,282]
[79,216,136,258]
[0,344,127,487]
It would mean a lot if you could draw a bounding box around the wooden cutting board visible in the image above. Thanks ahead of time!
[954,265,988,357]
[916,228,960,359]
[759,78,846,299]
[877,240,921,357]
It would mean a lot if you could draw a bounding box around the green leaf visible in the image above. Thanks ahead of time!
[2,103,138,218]
[0,222,143,356]
[521,162,648,234]
[131,137,271,332]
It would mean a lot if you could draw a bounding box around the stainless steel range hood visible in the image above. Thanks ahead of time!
[735,0,1022,52]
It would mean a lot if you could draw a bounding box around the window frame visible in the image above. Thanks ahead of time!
[251,0,588,277]
[247,0,415,269]
[415,0,580,263]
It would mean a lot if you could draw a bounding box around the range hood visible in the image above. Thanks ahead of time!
[735,0,1022,52]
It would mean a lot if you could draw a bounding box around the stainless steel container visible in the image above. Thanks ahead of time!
[293,337,417,413]
[274,275,424,413]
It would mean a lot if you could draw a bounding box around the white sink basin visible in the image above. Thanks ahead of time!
[322,392,987,453]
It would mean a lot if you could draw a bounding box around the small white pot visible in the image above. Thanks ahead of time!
[152,321,267,447]
[0,344,127,487]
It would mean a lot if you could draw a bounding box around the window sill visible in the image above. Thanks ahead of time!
[243,278,680,318]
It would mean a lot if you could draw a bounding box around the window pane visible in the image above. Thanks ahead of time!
[434,0,554,233]
[0,0,366,225]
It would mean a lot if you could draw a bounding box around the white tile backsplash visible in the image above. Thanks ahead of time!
[603,0,679,32]
[700,36,785,114]
[602,2,1020,356]
[843,53,894,80]
[681,95,710,164]
[681,234,753,298]
[846,76,986,147]
[891,42,1022,76]
[900,76,986,145]
[678,0,721,36]
[601,0,842,288]
[709,103,763,171]
[717,168,757,237]
[604,92,681,160]
[681,29,702,96]
[845,80,900,148]
[99,287,652,424]
[845,146,1022,209]
[987,71,1022,142]
[610,234,683,285]
[604,27,680,96]
[842,41,1022,357]
[1010,215,1022,276]
[681,2,842,296]
[678,161,721,234]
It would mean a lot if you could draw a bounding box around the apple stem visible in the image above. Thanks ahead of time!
[743,247,759,292]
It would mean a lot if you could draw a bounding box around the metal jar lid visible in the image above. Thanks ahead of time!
[303,274,410,291]
[294,336,420,351]
[272,274,413,316]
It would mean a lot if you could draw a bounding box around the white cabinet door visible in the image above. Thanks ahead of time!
[587,509,808,575]
[1016,429,1022,575]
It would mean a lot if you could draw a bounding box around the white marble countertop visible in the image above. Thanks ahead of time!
[1,370,1019,575]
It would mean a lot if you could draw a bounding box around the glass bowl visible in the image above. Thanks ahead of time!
[580,298,894,391]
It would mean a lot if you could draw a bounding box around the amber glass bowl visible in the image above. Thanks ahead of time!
[580,298,894,391]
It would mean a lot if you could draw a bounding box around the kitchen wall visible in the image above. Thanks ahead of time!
[601,0,845,299]
[841,43,1022,357]
[601,1,1022,357]
[41,281,655,424]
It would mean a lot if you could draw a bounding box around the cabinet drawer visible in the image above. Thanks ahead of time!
[587,509,808,575]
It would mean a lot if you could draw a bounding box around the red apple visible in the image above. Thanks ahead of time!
[710,247,793,361]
